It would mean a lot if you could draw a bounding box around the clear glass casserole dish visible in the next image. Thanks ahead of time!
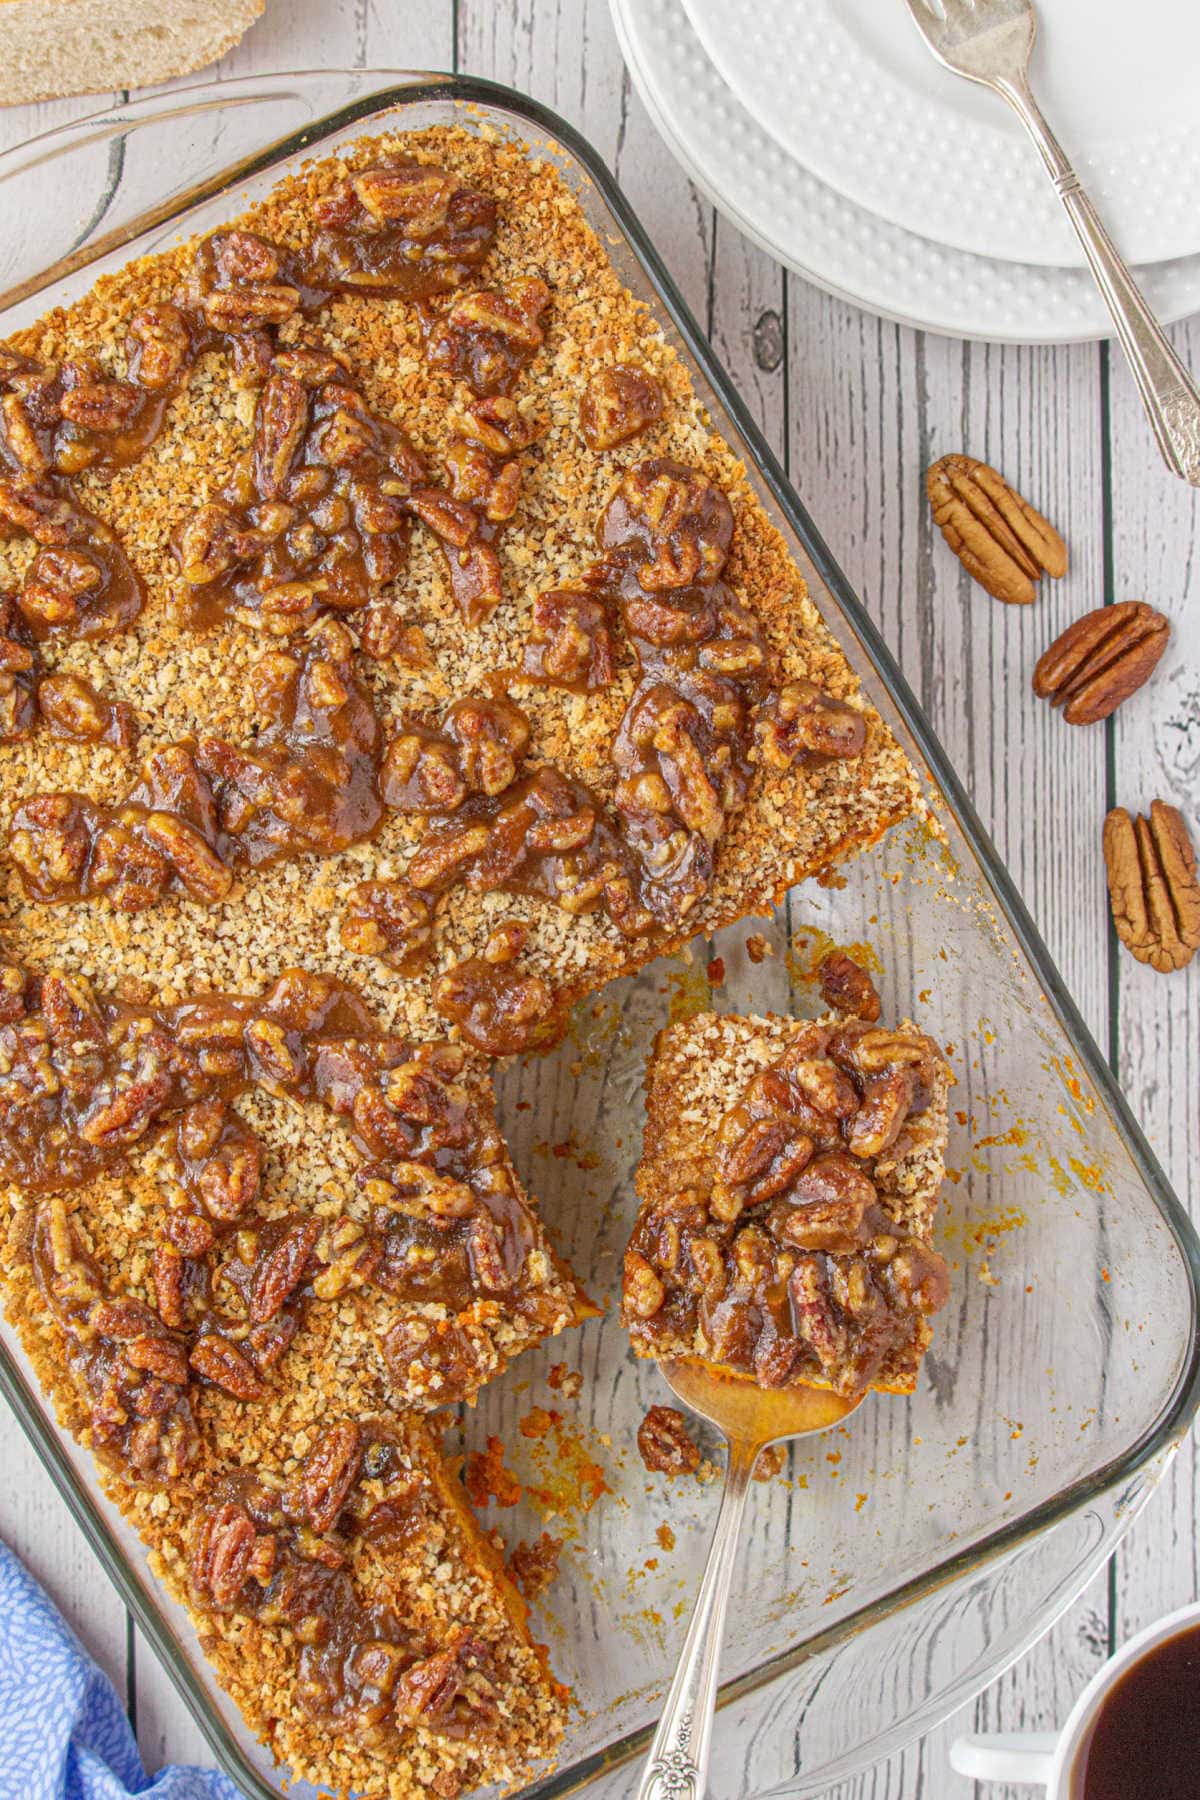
[0,69,1197,1800]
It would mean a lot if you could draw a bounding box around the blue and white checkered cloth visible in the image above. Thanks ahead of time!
[0,1538,241,1800]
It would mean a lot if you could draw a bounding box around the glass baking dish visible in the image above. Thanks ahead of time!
[1,70,1198,1800]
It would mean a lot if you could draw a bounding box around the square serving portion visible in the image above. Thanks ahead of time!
[0,117,928,1800]
[624,1009,952,1399]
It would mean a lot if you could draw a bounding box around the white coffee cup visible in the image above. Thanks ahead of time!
[950,1599,1200,1794]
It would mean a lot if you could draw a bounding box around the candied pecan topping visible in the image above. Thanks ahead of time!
[521,586,617,691]
[0,318,194,480]
[382,695,531,813]
[407,764,654,941]
[637,1404,700,1476]
[393,1632,500,1736]
[310,159,497,299]
[396,453,866,938]
[756,678,867,769]
[624,1021,949,1398]
[433,955,568,1057]
[0,487,143,641]
[817,950,881,1023]
[340,879,434,974]
[31,1197,199,1484]
[8,619,382,910]
[174,351,423,642]
[0,971,189,1190]
[2,966,542,1337]
[0,163,505,711]
[407,290,547,627]
[595,461,776,921]
[599,458,734,592]
[409,414,533,629]
[507,1531,563,1599]
[186,230,304,379]
[580,364,663,451]
[35,671,136,749]
[126,305,194,392]
[422,278,550,398]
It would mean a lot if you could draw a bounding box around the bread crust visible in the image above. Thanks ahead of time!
[0,0,264,105]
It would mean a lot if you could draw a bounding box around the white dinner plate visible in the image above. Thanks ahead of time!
[610,0,1200,344]
[681,0,1200,270]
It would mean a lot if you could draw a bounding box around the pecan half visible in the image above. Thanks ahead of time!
[339,879,434,973]
[191,1502,259,1609]
[189,1332,265,1400]
[579,364,663,451]
[926,453,1067,605]
[637,1404,700,1476]
[433,956,566,1057]
[1103,800,1200,973]
[818,950,881,1022]
[301,1421,363,1533]
[36,672,137,749]
[756,679,866,768]
[1033,601,1169,725]
[248,1216,320,1322]
[392,1631,499,1734]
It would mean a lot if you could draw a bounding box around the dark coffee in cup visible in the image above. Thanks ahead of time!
[1078,1620,1200,1798]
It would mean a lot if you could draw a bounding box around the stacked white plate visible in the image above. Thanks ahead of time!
[609,0,1200,342]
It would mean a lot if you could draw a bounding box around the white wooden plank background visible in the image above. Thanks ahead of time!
[1,2,1196,1796]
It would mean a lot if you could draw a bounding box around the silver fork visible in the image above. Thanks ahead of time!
[904,0,1200,483]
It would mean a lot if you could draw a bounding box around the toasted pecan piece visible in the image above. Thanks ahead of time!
[1033,601,1169,725]
[927,453,1066,605]
[1103,800,1200,973]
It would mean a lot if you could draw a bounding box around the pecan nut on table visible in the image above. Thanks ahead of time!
[1103,800,1200,973]
[1033,600,1170,726]
[926,451,1068,606]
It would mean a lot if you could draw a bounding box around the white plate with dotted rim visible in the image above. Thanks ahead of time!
[681,0,1200,271]
[610,0,1200,343]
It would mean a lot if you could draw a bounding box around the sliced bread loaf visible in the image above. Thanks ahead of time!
[0,0,264,106]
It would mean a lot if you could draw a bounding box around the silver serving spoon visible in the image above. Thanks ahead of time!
[904,0,1200,485]
[637,1361,863,1800]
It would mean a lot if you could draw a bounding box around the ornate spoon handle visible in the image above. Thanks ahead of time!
[636,1439,759,1800]
[992,71,1200,484]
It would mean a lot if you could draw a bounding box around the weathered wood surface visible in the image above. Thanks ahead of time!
[0,1,1195,1795]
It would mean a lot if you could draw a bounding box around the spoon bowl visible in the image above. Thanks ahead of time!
[660,1355,862,1443]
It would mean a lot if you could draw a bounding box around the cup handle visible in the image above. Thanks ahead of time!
[950,1732,1058,1786]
